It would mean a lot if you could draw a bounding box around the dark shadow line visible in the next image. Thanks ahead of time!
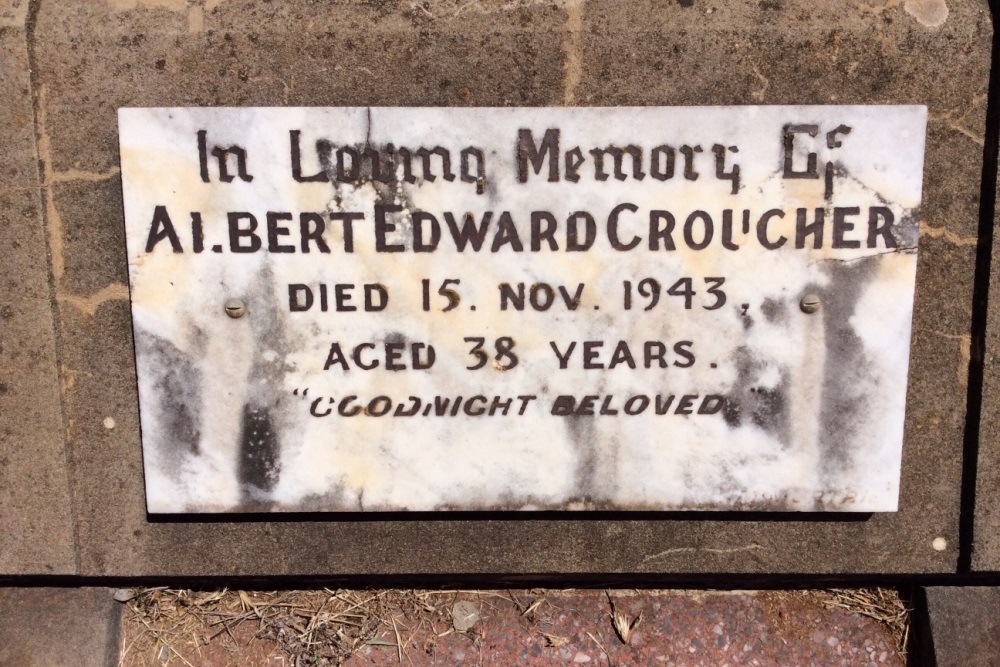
[958,0,1000,573]
[908,585,936,667]
[4,572,1000,591]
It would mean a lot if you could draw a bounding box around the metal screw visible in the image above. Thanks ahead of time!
[224,298,246,319]
[800,294,821,314]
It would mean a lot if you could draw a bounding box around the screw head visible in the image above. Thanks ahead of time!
[799,294,821,314]
[224,298,246,319]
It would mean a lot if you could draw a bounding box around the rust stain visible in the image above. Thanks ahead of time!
[919,221,978,247]
[562,0,584,105]
[58,283,131,317]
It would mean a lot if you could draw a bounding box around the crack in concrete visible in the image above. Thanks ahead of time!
[920,221,979,247]
[641,544,764,563]
[26,0,82,574]
[36,84,129,316]
[49,167,120,183]
[930,95,989,148]
[58,283,131,317]
[934,330,972,388]
[562,0,583,105]
[750,62,769,102]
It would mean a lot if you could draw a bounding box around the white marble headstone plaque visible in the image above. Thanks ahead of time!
[118,106,925,513]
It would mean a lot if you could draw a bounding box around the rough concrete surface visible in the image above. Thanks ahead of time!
[0,0,76,575]
[5,0,991,575]
[0,587,121,667]
[924,587,1000,667]
[976,128,1000,572]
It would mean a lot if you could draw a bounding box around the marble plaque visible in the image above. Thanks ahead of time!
[118,106,925,513]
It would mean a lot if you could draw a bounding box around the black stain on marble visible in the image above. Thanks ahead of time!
[760,297,786,323]
[567,413,600,500]
[317,139,419,224]
[722,347,790,444]
[563,379,618,502]
[893,209,920,248]
[237,404,280,493]
[814,256,881,488]
[740,306,754,330]
[719,251,903,509]
[231,262,293,505]
[135,329,203,476]
[384,331,407,345]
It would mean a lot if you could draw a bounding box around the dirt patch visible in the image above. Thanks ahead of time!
[117,588,909,666]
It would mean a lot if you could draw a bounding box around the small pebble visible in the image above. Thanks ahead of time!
[103,416,115,429]
[451,601,479,632]
[573,651,592,663]
[112,588,134,602]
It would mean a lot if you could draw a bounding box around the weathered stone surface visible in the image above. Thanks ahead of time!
[924,587,1000,667]
[26,0,991,574]
[0,588,121,667]
[975,138,1000,572]
[0,0,40,189]
[0,0,76,575]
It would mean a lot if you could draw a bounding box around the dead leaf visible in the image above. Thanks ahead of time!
[607,594,642,645]
[539,632,569,647]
